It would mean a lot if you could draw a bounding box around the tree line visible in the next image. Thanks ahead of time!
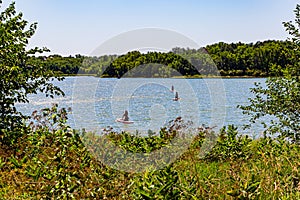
[1,1,299,198]
[28,40,296,77]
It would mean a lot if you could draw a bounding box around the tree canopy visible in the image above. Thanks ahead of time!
[102,51,200,78]
[0,1,63,136]
[29,40,297,78]
[240,4,300,142]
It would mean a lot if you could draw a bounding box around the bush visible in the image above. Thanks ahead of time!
[205,125,252,161]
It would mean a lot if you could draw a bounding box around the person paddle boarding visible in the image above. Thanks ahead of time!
[122,110,129,121]
[174,91,179,101]
[116,110,134,124]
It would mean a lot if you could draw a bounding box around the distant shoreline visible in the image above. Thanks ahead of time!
[61,74,267,79]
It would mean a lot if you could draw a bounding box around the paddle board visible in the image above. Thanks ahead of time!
[116,118,134,124]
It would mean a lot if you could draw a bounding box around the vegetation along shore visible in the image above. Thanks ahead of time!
[0,1,299,199]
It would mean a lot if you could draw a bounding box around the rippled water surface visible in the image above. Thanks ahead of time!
[17,76,266,136]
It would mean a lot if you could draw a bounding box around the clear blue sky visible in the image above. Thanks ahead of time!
[2,0,299,56]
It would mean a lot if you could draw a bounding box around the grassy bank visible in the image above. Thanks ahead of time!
[0,107,299,199]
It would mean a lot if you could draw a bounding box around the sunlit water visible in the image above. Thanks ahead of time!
[16,76,267,137]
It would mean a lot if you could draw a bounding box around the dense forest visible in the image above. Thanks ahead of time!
[29,40,296,77]
[102,51,200,77]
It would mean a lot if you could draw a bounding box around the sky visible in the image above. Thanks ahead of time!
[2,0,299,56]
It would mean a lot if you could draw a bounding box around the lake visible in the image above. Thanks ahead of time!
[17,76,267,136]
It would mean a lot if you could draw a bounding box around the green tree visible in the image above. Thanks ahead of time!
[240,4,300,142]
[0,1,64,135]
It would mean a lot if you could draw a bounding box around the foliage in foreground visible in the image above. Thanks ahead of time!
[239,4,300,142]
[0,1,64,140]
[0,105,300,199]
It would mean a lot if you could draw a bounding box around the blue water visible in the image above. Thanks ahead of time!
[16,76,267,136]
